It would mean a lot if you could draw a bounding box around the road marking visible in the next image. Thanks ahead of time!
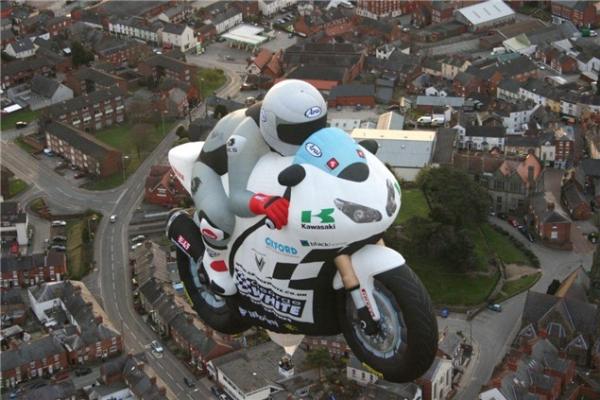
[116,190,127,204]
[176,383,184,390]
[112,281,116,291]
[167,372,174,380]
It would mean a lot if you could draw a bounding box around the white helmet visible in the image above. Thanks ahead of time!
[259,79,327,156]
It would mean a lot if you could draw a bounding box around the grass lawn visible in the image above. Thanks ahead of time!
[480,224,530,265]
[7,178,28,198]
[196,68,226,98]
[1,109,39,131]
[494,272,541,303]
[65,213,99,279]
[82,121,175,190]
[397,189,430,224]
[15,136,37,153]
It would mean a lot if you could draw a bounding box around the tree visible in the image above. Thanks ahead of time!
[71,40,94,67]
[417,166,490,227]
[131,123,152,160]
[304,348,334,380]
[176,125,188,139]
[128,99,155,124]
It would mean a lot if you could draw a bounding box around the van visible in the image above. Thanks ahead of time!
[51,220,67,227]
[416,116,432,125]
[431,116,445,126]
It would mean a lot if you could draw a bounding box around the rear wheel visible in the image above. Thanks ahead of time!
[176,248,251,335]
[339,265,438,383]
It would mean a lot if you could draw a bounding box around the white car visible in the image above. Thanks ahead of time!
[51,220,67,227]
[151,340,163,353]
[109,215,117,223]
[130,235,146,243]
[131,242,143,251]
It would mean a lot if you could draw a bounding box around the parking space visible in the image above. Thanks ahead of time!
[36,152,90,187]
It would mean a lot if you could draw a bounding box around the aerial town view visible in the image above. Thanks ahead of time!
[1,0,600,399]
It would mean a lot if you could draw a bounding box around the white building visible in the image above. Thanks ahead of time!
[222,25,268,52]
[494,101,539,134]
[5,38,36,59]
[160,23,196,52]
[329,118,361,132]
[351,129,437,181]
[108,16,162,45]
[454,0,515,31]
[422,357,453,400]
[0,202,29,247]
[212,7,243,34]
[456,125,506,151]
[258,0,297,17]
[479,388,508,400]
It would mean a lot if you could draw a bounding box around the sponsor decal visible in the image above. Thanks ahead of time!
[191,177,201,194]
[356,149,365,158]
[361,362,384,379]
[255,254,266,272]
[238,306,279,328]
[304,142,322,158]
[326,158,339,170]
[265,237,298,255]
[360,288,376,319]
[237,271,306,318]
[304,106,321,119]
[300,239,344,248]
[201,228,218,240]
[176,235,191,251]
[301,208,335,230]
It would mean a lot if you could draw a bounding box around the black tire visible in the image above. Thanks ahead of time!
[175,248,252,335]
[339,265,438,383]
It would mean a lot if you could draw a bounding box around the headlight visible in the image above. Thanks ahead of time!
[334,198,382,223]
[386,179,397,217]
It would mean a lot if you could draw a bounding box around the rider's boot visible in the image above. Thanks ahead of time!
[348,286,381,336]
[198,217,237,296]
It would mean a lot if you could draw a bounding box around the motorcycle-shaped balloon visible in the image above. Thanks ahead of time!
[167,127,438,382]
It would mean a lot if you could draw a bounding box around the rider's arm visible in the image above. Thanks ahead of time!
[226,118,271,217]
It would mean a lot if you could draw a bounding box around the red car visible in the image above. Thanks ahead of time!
[507,217,519,228]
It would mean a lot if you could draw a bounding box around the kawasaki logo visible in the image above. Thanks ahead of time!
[301,208,336,230]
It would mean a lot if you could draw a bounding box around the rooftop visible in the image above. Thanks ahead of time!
[455,0,515,26]
[352,129,436,142]
[45,122,121,161]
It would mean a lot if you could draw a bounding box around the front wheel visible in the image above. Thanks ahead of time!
[338,265,438,383]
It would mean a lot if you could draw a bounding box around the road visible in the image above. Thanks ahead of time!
[1,56,242,399]
[447,216,593,399]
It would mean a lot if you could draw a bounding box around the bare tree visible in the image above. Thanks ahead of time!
[131,123,153,160]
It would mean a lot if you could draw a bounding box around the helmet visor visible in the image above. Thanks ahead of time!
[276,114,328,146]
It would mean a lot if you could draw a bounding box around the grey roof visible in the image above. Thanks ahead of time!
[438,332,462,358]
[287,65,346,82]
[506,135,541,148]
[0,201,26,224]
[1,252,64,273]
[46,86,124,117]
[581,159,600,177]
[169,314,222,355]
[46,122,121,160]
[138,278,165,305]
[328,84,374,99]
[1,288,24,305]
[0,335,65,372]
[144,54,193,74]
[189,118,216,141]
[22,381,76,400]
[0,57,53,78]
[94,0,170,18]
[161,22,187,35]
[75,67,122,88]
[563,182,586,209]
[10,38,34,53]
[465,125,505,138]
[212,7,241,24]
[416,96,465,108]
[31,75,60,98]
[497,55,537,76]
[284,43,363,68]
[432,128,457,165]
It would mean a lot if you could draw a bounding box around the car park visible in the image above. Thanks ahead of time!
[51,220,67,227]
[15,121,28,129]
[487,303,502,312]
[151,340,163,353]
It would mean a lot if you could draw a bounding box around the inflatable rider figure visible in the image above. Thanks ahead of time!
[168,79,328,296]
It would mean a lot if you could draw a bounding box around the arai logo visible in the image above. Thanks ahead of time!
[304,106,321,119]
[305,142,322,157]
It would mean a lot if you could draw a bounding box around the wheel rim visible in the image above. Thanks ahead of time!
[347,282,407,359]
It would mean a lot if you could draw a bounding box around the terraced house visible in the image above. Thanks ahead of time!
[0,251,66,288]
[44,86,126,132]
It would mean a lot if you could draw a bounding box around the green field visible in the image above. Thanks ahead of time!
[65,213,99,279]
[7,178,28,199]
[82,122,175,190]
[480,224,531,265]
[397,189,430,224]
[196,68,227,98]
[1,109,39,131]
[494,273,541,303]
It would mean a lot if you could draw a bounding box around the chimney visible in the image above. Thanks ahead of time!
[547,202,555,211]
[150,376,157,385]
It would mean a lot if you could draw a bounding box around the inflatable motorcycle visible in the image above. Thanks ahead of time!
[167,127,438,383]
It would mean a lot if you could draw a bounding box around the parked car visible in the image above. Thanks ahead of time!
[51,220,67,227]
[487,303,502,312]
[109,215,117,223]
[588,232,599,244]
[507,217,519,228]
[416,116,432,125]
[130,235,146,243]
[131,242,143,251]
[52,235,67,243]
[15,121,28,129]
[440,308,449,318]
[75,367,92,377]
[211,386,224,397]
[151,340,163,353]
[74,172,86,179]
[50,245,66,251]
[518,225,534,242]
[183,377,196,388]
[496,212,508,220]
[43,148,55,157]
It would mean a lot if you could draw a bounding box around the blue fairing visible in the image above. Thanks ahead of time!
[294,127,366,177]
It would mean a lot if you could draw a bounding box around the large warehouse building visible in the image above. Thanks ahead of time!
[454,0,515,31]
[351,129,437,181]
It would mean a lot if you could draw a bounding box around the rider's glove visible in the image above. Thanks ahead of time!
[249,193,289,229]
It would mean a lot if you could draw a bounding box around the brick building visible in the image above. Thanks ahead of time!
[530,192,572,248]
[0,251,66,288]
[44,86,126,132]
[138,54,198,85]
[65,67,128,96]
[0,201,29,248]
[0,288,27,327]
[99,353,168,399]
[1,57,55,89]
[327,83,376,108]
[95,37,152,67]
[551,1,598,27]
[45,122,123,177]
[0,335,69,389]
[301,335,351,358]
[355,0,409,19]
[144,165,188,208]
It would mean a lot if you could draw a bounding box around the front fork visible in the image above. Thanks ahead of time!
[334,239,386,334]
